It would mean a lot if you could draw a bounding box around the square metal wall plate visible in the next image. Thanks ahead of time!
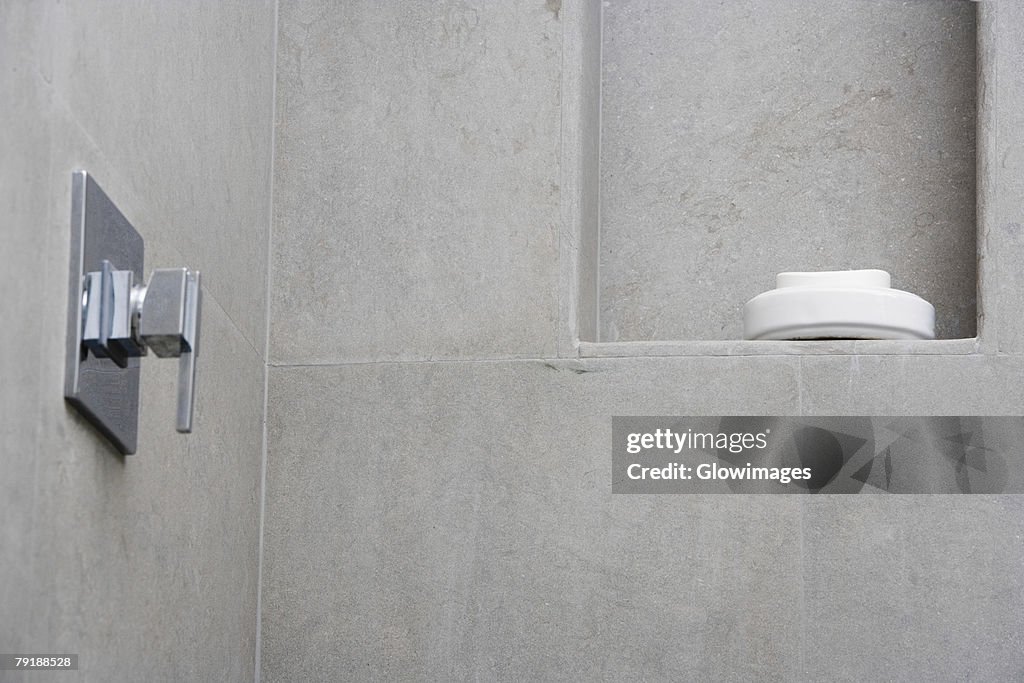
[64,171,144,455]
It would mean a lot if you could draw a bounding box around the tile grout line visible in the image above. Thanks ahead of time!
[595,0,603,343]
[555,0,566,359]
[254,1,279,681]
[263,351,1007,371]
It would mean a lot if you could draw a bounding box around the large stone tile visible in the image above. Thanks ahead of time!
[600,0,976,342]
[41,0,276,351]
[271,1,563,364]
[262,358,802,681]
[801,497,1024,681]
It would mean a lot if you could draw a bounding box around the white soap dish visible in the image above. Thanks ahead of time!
[743,269,935,341]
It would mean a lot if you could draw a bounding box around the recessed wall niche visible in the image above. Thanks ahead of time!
[598,0,977,342]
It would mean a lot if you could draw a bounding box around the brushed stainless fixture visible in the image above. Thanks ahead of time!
[64,170,201,454]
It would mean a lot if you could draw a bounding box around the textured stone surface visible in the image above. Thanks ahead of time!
[10,0,1018,680]
[0,2,273,680]
[0,9,55,664]
[800,354,1024,415]
[271,0,563,364]
[600,0,977,341]
[262,359,803,682]
[261,2,1024,681]
[981,2,1024,353]
[801,497,1024,681]
[264,354,1024,681]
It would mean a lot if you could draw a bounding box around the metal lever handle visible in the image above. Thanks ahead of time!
[177,271,200,432]
[82,263,201,434]
[137,268,201,433]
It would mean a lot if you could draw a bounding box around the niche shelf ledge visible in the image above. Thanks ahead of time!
[578,338,980,358]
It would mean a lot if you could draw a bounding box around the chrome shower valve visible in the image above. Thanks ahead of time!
[64,171,202,454]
